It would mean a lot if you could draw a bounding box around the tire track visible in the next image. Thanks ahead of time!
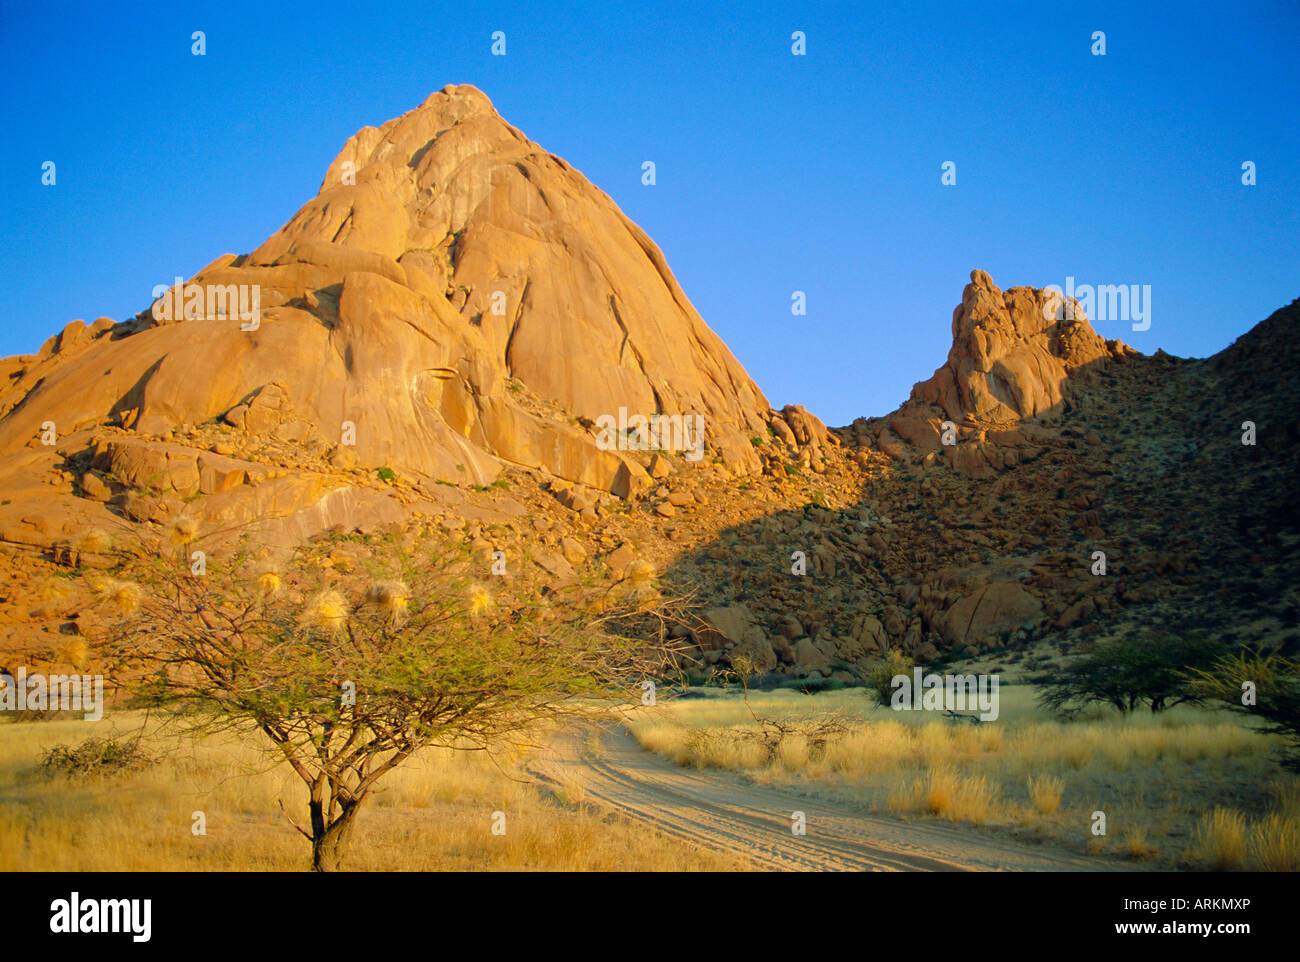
[528,725,1135,872]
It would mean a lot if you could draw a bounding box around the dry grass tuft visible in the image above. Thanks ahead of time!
[467,584,493,616]
[1027,774,1064,814]
[1249,814,1300,872]
[36,577,77,605]
[54,639,91,671]
[1192,809,1248,870]
[624,560,655,585]
[1122,828,1158,860]
[889,767,1001,825]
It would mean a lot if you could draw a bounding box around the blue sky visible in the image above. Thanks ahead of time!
[3,0,1297,426]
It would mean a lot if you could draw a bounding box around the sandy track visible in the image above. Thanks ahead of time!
[528,725,1132,872]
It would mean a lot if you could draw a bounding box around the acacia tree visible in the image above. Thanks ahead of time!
[1034,632,1228,717]
[105,532,674,871]
[1187,650,1300,771]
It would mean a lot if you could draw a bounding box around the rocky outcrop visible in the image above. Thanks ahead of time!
[873,269,1131,476]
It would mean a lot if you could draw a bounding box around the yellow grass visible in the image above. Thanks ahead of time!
[777,733,810,772]
[0,714,754,872]
[1249,814,1300,872]
[1121,828,1158,860]
[1189,804,1300,872]
[1027,774,1064,814]
[626,685,1297,868]
[254,570,283,598]
[1192,809,1248,870]
[889,767,1001,824]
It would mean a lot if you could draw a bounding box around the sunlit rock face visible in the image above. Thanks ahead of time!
[0,84,781,501]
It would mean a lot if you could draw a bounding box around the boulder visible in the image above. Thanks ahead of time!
[793,637,830,672]
[728,627,778,673]
[699,604,758,650]
[935,582,1044,647]
[847,614,888,653]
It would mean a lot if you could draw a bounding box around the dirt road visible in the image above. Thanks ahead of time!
[528,725,1132,872]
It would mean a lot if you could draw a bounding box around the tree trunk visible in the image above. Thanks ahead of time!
[310,800,360,872]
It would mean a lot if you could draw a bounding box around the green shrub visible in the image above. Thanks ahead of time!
[867,649,915,706]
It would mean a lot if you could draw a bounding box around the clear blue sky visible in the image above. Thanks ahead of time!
[4,0,1297,426]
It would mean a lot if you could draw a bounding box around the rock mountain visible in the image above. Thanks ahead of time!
[1,87,1296,679]
[0,85,802,523]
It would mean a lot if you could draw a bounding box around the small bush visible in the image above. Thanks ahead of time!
[40,736,154,778]
[867,650,914,706]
